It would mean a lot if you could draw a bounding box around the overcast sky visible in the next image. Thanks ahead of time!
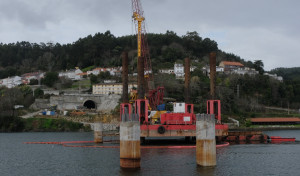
[0,0,299,71]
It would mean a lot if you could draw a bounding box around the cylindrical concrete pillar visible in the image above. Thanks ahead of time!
[94,122,103,143]
[120,121,140,169]
[196,114,216,167]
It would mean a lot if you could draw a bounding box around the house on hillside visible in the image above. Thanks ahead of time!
[264,73,283,82]
[174,63,196,79]
[93,83,137,95]
[159,68,174,74]
[202,65,224,75]
[219,61,244,72]
[1,76,22,88]
[21,72,45,84]
[174,63,184,78]
[59,68,82,80]
[231,67,258,76]
[77,72,88,78]
[87,67,122,77]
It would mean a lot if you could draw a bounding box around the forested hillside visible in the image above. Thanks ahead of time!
[0,30,299,118]
[0,30,248,78]
[270,67,300,81]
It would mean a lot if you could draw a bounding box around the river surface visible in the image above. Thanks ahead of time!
[1,130,300,176]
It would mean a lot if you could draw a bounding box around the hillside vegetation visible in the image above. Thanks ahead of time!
[0,30,299,120]
[0,30,248,78]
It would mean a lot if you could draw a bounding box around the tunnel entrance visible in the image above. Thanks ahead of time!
[83,100,96,109]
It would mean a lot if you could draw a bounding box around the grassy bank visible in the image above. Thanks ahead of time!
[0,116,91,132]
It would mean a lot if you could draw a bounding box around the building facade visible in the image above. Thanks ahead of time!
[159,69,174,74]
[264,73,283,82]
[93,83,137,95]
[59,68,83,80]
[174,63,196,78]
[1,76,22,88]
[87,67,122,76]
[219,61,244,72]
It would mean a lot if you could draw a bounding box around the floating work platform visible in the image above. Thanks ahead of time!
[270,136,296,143]
[224,130,268,143]
[140,124,228,138]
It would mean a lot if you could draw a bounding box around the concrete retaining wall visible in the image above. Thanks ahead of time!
[50,94,121,111]
[30,99,50,109]
[31,94,120,112]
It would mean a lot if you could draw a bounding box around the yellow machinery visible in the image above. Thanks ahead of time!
[132,12,144,58]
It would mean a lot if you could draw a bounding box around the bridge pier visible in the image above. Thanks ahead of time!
[196,114,216,167]
[94,122,103,143]
[120,115,140,169]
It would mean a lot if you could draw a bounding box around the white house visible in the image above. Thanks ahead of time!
[1,76,22,88]
[59,68,83,80]
[202,66,224,75]
[159,69,174,74]
[87,67,122,76]
[264,73,283,82]
[232,67,258,76]
[21,72,45,84]
[174,63,196,78]
[174,63,184,78]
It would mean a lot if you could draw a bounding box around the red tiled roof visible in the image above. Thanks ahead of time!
[250,118,300,123]
[77,72,87,76]
[221,61,244,67]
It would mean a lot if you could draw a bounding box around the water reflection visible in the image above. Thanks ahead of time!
[197,166,216,176]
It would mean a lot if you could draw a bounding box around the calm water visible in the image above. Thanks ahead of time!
[1,130,300,176]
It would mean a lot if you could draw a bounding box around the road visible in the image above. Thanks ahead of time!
[20,110,42,119]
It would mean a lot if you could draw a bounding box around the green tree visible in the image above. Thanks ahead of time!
[34,88,44,98]
[19,85,33,96]
[0,88,24,116]
[29,79,39,85]
[254,60,264,74]
[99,71,111,79]
[89,74,98,85]
[42,72,59,87]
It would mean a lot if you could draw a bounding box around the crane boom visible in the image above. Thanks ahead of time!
[131,0,151,80]
[131,0,164,110]
[132,12,144,58]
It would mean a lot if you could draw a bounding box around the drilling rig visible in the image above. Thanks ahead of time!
[120,0,228,142]
[131,0,164,110]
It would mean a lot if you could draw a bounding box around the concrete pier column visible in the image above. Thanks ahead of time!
[94,122,103,143]
[120,118,140,169]
[196,114,216,167]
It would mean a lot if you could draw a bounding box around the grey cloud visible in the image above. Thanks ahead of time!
[0,0,299,70]
[0,0,61,29]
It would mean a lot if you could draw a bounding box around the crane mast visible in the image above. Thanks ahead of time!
[131,0,152,80]
[132,12,144,58]
[131,0,164,110]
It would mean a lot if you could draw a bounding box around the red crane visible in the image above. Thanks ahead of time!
[131,0,164,110]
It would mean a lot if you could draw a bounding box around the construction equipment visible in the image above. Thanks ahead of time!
[122,1,228,141]
[131,0,164,110]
